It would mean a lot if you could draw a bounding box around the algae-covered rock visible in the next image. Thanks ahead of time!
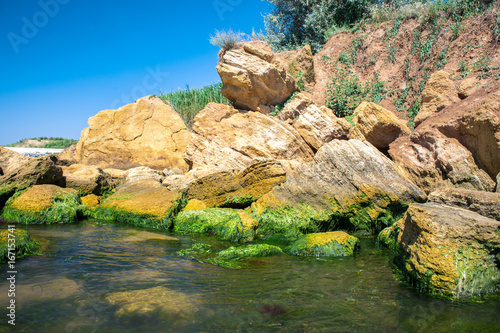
[0,228,40,262]
[396,203,500,298]
[174,208,258,242]
[80,194,101,210]
[182,199,207,211]
[207,244,283,268]
[93,179,185,229]
[255,139,425,237]
[288,231,359,257]
[1,185,84,224]
[0,156,63,208]
[105,286,199,319]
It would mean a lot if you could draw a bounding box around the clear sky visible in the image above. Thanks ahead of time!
[0,0,273,145]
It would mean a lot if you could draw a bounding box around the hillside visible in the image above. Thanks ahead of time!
[303,2,500,128]
[5,137,78,149]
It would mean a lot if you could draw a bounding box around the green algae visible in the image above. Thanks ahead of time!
[219,194,255,209]
[288,231,359,257]
[0,228,40,262]
[173,208,255,242]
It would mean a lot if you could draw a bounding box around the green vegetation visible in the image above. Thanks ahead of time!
[174,208,256,242]
[158,82,231,125]
[219,194,255,209]
[5,137,78,149]
[288,232,359,257]
[0,228,40,263]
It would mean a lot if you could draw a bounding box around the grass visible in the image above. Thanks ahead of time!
[209,29,246,52]
[157,82,231,125]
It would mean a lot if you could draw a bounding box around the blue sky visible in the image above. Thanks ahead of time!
[0,0,273,145]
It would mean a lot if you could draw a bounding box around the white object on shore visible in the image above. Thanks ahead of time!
[4,147,64,155]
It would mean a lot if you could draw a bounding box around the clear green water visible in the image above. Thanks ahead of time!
[1,221,499,333]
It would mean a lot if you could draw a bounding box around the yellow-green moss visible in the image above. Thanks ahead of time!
[0,229,40,262]
[288,231,359,257]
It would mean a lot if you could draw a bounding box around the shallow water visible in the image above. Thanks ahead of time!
[1,221,499,332]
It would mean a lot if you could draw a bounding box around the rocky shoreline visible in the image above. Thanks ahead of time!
[1,38,499,300]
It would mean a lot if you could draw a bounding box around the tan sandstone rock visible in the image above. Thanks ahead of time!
[350,102,410,149]
[457,77,479,99]
[59,164,113,195]
[279,93,350,151]
[217,41,296,112]
[75,96,191,172]
[415,71,460,126]
[275,44,315,84]
[185,103,314,169]
[389,130,495,194]
[428,187,500,221]
[0,147,32,175]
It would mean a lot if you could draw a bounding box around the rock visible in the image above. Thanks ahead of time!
[185,159,286,208]
[256,139,425,236]
[105,286,199,319]
[174,208,258,242]
[56,144,77,163]
[422,85,500,179]
[396,203,500,297]
[279,93,350,151]
[96,179,183,229]
[275,44,315,84]
[75,96,191,172]
[497,173,500,192]
[0,146,32,175]
[415,71,460,126]
[162,167,183,177]
[123,166,162,185]
[80,194,101,210]
[389,130,495,194]
[58,164,113,195]
[457,77,479,99]
[206,244,283,268]
[0,229,40,263]
[350,102,410,149]
[216,41,296,112]
[288,231,359,257]
[427,187,500,221]
[185,103,314,169]
[182,199,207,211]
[103,168,126,187]
[1,185,82,224]
[0,156,63,208]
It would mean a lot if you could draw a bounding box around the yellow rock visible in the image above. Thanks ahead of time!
[10,185,78,213]
[183,199,207,211]
[80,194,101,210]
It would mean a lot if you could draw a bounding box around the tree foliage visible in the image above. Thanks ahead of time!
[263,0,371,53]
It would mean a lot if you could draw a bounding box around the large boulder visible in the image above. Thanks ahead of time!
[0,147,32,175]
[58,164,113,195]
[414,71,460,126]
[0,156,63,208]
[350,102,410,150]
[279,93,350,151]
[1,185,82,224]
[75,96,191,172]
[396,203,500,297]
[427,187,500,221]
[389,130,495,194]
[95,179,184,229]
[185,159,286,207]
[185,103,314,169]
[255,139,426,237]
[216,41,296,113]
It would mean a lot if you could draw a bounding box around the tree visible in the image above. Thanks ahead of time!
[263,0,371,53]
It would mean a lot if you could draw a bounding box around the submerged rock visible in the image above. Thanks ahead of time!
[288,231,359,257]
[0,229,40,262]
[105,286,199,320]
[1,185,83,224]
[174,208,258,242]
[396,203,500,298]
